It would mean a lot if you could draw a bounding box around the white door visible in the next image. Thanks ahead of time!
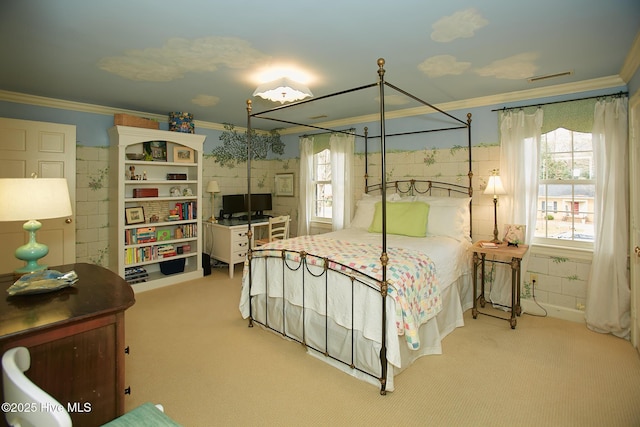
[0,118,76,274]
[630,95,640,351]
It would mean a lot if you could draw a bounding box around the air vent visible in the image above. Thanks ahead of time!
[527,70,573,82]
[309,114,328,120]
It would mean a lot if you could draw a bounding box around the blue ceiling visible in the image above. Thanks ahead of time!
[1,0,638,129]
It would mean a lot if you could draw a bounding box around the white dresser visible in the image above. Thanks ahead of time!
[209,219,268,278]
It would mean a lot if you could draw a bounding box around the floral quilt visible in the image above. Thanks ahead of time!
[256,235,441,350]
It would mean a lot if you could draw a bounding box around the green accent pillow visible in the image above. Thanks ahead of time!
[368,201,430,237]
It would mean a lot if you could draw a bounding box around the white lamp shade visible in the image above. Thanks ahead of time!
[253,77,313,104]
[0,178,72,221]
[207,180,220,193]
[484,175,506,196]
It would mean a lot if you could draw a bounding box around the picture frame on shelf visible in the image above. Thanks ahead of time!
[143,141,167,162]
[173,146,194,163]
[125,206,145,225]
[157,229,171,241]
[275,173,294,197]
[503,224,526,247]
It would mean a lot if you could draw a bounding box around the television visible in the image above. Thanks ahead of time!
[221,194,246,218]
[248,193,272,217]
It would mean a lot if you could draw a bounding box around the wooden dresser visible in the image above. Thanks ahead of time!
[0,263,135,426]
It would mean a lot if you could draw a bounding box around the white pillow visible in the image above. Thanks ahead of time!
[415,196,471,240]
[350,193,402,229]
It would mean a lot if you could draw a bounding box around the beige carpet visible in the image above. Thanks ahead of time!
[124,266,640,426]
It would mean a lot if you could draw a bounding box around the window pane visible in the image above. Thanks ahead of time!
[536,183,594,242]
[314,183,333,218]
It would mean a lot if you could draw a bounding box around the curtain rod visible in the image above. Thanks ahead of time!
[490,91,628,112]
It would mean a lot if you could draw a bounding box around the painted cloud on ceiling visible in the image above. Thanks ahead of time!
[475,52,540,79]
[431,8,488,42]
[98,36,267,82]
[422,8,538,81]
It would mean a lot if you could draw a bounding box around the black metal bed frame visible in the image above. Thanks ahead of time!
[243,58,472,395]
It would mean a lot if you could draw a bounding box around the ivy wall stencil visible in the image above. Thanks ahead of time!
[212,123,284,167]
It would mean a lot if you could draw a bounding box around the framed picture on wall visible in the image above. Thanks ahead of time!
[275,173,294,197]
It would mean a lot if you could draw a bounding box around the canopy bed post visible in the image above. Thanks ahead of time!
[376,57,389,395]
[246,99,254,328]
[467,112,473,238]
[364,126,369,193]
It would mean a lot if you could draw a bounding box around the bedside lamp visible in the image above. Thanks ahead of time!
[206,180,220,221]
[484,170,506,243]
[0,176,72,275]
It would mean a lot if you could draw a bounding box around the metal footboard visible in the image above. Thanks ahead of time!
[246,247,390,395]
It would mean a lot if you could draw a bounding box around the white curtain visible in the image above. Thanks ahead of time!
[329,133,355,231]
[491,109,543,306]
[298,136,314,236]
[586,97,630,339]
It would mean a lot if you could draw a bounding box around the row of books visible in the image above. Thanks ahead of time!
[171,202,197,220]
[124,244,180,265]
[124,266,148,284]
[125,224,197,245]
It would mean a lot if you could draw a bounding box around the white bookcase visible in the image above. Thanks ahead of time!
[108,125,206,292]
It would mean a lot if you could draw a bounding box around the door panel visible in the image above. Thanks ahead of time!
[0,118,76,274]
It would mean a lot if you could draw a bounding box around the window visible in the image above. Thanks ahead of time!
[312,148,332,221]
[535,127,595,245]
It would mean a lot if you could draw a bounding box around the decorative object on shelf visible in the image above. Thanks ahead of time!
[126,153,145,160]
[173,146,194,163]
[0,175,73,276]
[213,123,283,167]
[170,186,181,197]
[166,173,187,180]
[183,187,193,196]
[114,113,159,130]
[169,112,194,133]
[484,169,507,243]
[157,229,171,241]
[143,141,167,162]
[148,214,160,223]
[503,224,526,247]
[206,180,220,220]
[125,206,145,225]
[275,173,294,197]
[253,77,313,104]
[7,269,78,296]
[133,188,158,198]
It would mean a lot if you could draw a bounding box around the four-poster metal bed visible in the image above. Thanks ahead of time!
[240,59,473,394]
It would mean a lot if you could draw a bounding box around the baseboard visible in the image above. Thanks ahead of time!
[522,299,586,324]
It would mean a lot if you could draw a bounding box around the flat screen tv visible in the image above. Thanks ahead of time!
[221,194,246,217]
[248,193,272,216]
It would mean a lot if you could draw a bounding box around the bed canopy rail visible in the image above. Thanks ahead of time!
[244,58,472,395]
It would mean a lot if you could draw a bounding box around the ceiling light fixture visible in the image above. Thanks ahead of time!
[253,77,313,104]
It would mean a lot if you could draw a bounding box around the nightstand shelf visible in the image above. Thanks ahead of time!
[470,241,529,329]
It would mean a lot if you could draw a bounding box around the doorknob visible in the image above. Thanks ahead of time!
[65,218,73,224]
[635,246,640,257]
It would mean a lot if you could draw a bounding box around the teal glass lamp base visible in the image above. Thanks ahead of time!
[14,219,49,275]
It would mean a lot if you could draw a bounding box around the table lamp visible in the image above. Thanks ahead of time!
[206,180,220,221]
[483,170,506,243]
[0,176,73,275]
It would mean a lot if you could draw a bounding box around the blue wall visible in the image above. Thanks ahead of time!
[0,84,630,157]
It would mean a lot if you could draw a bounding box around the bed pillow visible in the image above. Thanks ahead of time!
[415,196,471,240]
[367,201,430,237]
[350,193,402,229]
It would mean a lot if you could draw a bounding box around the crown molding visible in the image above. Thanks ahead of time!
[0,74,627,137]
[620,30,640,83]
[279,75,626,135]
